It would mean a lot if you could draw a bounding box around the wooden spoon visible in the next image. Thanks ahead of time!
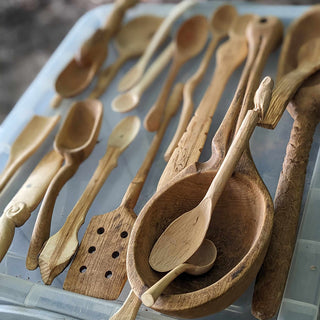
[149,78,273,272]
[144,15,208,132]
[26,100,103,270]
[0,115,60,193]
[118,0,197,92]
[112,42,175,113]
[252,6,320,319]
[89,15,163,99]
[142,239,217,307]
[51,0,138,107]
[38,116,140,285]
[164,4,238,160]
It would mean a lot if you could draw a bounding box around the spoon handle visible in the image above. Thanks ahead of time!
[142,264,188,307]
[26,159,80,270]
[252,115,318,320]
[90,54,130,99]
[144,59,182,132]
[110,290,141,320]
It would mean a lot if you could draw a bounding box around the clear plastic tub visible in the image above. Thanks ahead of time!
[0,2,319,320]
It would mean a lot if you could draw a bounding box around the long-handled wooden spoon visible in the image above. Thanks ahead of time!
[164,4,238,160]
[38,116,140,285]
[51,0,138,108]
[0,115,60,193]
[252,6,320,319]
[89,15,163,99]
[118,0,197,92]
[26,100,103,270]
[64,84,183,300]
[0,150,63,262]
[144,15,208,132]
[112,42,175,113]
[142,239,217,307]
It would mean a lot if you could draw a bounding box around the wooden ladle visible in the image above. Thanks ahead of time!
[164,4,238,160]
[144,15,209,132]
[89,15,163,99]
[26,99,103,270]
[252,6,320,319]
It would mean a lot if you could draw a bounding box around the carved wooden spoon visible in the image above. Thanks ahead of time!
[38,116,140,285]
[164,4,238,160]
[89,15,163,99]
[26,99,103,270]
[144,15,208,132]
[118,0,197,92]
[142,239,217,307]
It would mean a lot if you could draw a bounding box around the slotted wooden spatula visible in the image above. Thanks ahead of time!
[63,83,183,300]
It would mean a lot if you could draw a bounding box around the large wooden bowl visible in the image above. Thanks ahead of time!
[127,157,273,318]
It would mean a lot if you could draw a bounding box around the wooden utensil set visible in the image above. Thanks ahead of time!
[0,1,320,320]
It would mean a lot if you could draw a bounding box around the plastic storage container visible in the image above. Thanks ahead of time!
[0,2,319,320]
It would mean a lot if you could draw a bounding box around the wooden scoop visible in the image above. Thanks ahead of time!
[252,6,320,319]
[0,150,63,262]
[64,84,183,300]
[144,15,209,132]
[51,0,138,107]
[118,0,197,92]
[0,115,60,193]
[164,4,238,160]
[38,116,140,285]
[112,42,175,113]
[26,100,103,270]
[149,78,273,272]
[89,15,163,99]
[142,239,217,307]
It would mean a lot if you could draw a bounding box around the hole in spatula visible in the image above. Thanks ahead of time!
[120,231,128,238]
[260,17,267,23]
[112,251,119,259]
[88,246,96,253]
[97,227,105,234]
[105,271,112,279]
[80,266,87,273]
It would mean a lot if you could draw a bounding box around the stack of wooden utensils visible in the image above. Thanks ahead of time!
[0,1,320,320]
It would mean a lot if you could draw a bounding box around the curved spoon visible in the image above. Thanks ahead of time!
[149,77,273,272]
[26,100,103,270]
[142,239,217,307]
[144,15,209,132]
[89,15,163,99]
[38,116,140,285]
[118,0,197,92]
[112,42,175,113]
[164,4,238,160]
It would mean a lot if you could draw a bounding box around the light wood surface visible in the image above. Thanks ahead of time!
[118,0,197,92]
[37,116,140,285]
[144,15,208,132]
[112,42,175,113]
[157,13,253,190]
[164,4,238,160]
[63,84,182,300]
[0,150,63,262]
[89,15,163,99]
[26,100,103,271]
[252,6,320,319]
[0,115,60,193]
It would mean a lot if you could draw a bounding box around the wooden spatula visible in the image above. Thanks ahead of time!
[63,83,183,300]
[0,150,63,262]
[0,115,60,193]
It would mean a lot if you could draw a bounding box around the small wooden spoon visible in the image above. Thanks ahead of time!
[164,4,238,160]
[89,15,163,99]
[112,42,175,113]
[142,239,217,307]
[144,15,208,132]
[0,115,60,193]
[26,99,103,270]
[118,0,197,92]
[149,77,273,273]
[38,116,140,285]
